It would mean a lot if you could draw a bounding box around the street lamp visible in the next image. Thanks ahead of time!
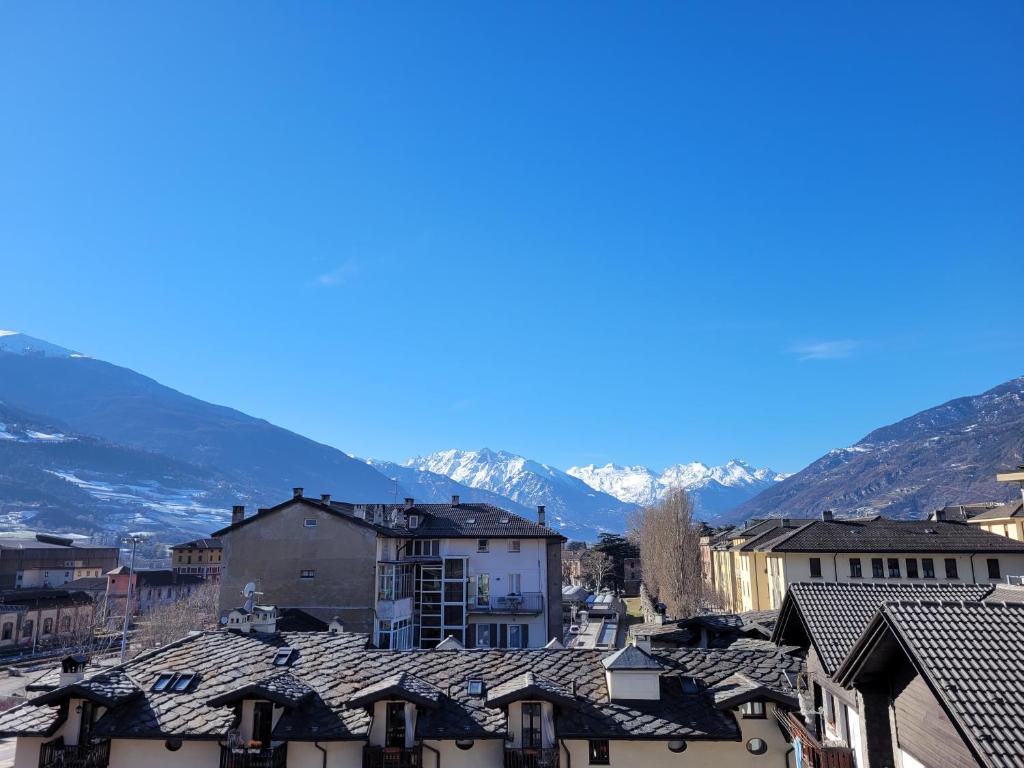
[119,535,145,663]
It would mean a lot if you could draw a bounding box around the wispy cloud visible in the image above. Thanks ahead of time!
[789,339,861,361]
[315,261,359,288]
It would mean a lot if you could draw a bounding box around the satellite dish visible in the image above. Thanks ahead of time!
[242,582,256,598]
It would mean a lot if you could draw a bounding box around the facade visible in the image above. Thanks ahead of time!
[712,511,1024,612]
[216,490,565,649]
[170,537,223,580]
[967,499,1024,543]
[105,567,204,619]
[0,589,95,653]
[622,556,642,595]
[0,534,118,590]
[0,615,804,768]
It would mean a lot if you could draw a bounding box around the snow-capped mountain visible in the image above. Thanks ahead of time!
[566,460,788,516]
[0,331,86,359]
[403,449,636,536]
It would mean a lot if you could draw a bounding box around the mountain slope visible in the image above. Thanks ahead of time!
[566,460,787,516]
[0,332,396,509]
[404,449,637,535]
[725,376,1024,522]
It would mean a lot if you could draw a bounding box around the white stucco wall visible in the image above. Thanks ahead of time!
[108,738,220,768]
[605,670,661,700]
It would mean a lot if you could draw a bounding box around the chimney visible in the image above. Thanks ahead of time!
[537,505,546,526]
[781,517,790,527]
[633,633,652,653]
[320,493,331,505]
[821,510,834,522]
[934,508,947,522]
[231,505,245,524]
[59,655,88,686]
[293,487,304,499]
[404,497,415,510]
[451,495,460,506]
[329,617,344,634]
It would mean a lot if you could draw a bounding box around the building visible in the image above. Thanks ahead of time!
[772,580,997,767]
[711,511,1024,612]
[0,612,804,768]
[622,556,642,595]
[0,589,95,653]
[170,537,223,580]
[105,567,205,618]
[215,490,565,649]
[561,545,585,586]
[0,534,119,590]
[835,597,1024,768]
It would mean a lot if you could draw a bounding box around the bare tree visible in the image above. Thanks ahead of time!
[629,488,718,618]
[579,549,614,591]
[130,580,220,656]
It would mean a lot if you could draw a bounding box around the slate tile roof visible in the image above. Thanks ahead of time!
[207,672,315,708]
[31,667,141,708]
[970,500,1024,521]
[773,581,994,675]
[486,672,577,709]
[0,628,802,743]
[346,672,442,709]
[706,672,797,710]
[758,518,1024,553]
[839,600,1024,768]
[172,537,223,550]
[601,645,663,670]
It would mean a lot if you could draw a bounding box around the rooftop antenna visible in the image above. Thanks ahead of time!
[241,581,261,613]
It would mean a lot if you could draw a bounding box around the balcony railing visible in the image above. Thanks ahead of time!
[775,709,855,768]
[363,745,423,768]
[39,739,110,768]
[469,592,544,614]
[504,747,560,768]
[219,743,288,768]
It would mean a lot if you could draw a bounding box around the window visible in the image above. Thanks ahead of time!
[888,558,901,578]
[474,574,490,608]
[60,616,71,633]
[508,624,523,649]
[988,558,1001,579]
[476,624,493,648]
[1,622,12,640]
[945,558,959,579]
[467,679,484,696]
[151,673,175,692]
[172,673,196,692]
[508,573,522,594]
[408,514,419,529]
[477,539,489,553]
[849,558,862,578]
[746,738,768,755]
[376,617,412,650]
[508,539,521,553]
[588,740,610,765]
[303,518,317,528]
[272,648,295,666]
[300,569,315,579]
[824,691,835,724]
[521,702,542,748]
[809,558,822,578]
[923,558,935,578]
[871,558,884,578]
[385,702,406,748]
[906,558,919,579]
[378,563,414,601]
[410,539,440,557]
[42,618,53,635]
[741,700,766,719]
[21,620,33,638]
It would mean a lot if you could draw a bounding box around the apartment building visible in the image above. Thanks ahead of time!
[0,588,95,653]
[0,534,118,590]
[215,490,565,649]
[710,511,1024,612]
[0,613,803,768]
[170,537,223,579]
[105,567,204,618]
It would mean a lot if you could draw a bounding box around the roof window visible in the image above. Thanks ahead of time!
[152,671,198,693]
[466,518,476,525]
[151,672,175,692]
[467,679,484,696]
[273,647,296,667]
[172,672,197,692]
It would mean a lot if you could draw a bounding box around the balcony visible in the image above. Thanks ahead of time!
[363,745,423,768]
[504,747,560,768]
[219,743,288,768]
[469,592,544,614]
[775,709,855,768]
[39,739,110,768]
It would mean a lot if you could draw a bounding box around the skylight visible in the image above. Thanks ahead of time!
[273,648,296,666]
[467,679,484,696]
[466,518,476,525]
[151,673,175,692]
[172,672,197,692]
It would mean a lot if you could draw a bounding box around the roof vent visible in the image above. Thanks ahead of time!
[451,495,460,506]
[821,510,834,522]
[293,487,304,498]
[466,517,476,525]
[500,517,510,524]
[320,493,331,505]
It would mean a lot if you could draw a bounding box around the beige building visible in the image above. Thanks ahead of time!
[0,588,95,653]
[170,537,223,579]
[0,534,118,590]
[0,612,804,768]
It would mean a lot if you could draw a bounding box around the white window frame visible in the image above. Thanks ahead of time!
[475,623,493,648]
[303,518,317,528]
[477,539,489,553]
[508,539,521,553]
[508,573,522,594]
[508,624,523,649]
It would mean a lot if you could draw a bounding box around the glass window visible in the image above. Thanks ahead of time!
[444,558,465,579]
[172,673,195,692]
[303,518,317,528]
[521,702,542,748]
[945,558,958,579]
[871,558,884,578]
[809,558,822,578]
[508,624,523,649]
[477,539,489,553]
[741,700,766,719]
[746,738,768,755]
[906,558,919,578]
[923,558,935,578]
[385,703,406,748]
[475,574,490,607]
[508,540,521,553]
[508,573,522,594]
[988,558,1001,579]
[476,624,493,648]
[300,569,315,579]
[272,648,295,666]
[42,618,53,635]
[467,679,484,696]
[849,558,862,578]
[21,620,33,638]
[152,673,175,692]
[588,740,610,765]
[1,622,12,640]
[888,558,900,578]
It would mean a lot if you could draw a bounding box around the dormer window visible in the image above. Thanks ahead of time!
[409,514,419,529]
[272,647,296,667]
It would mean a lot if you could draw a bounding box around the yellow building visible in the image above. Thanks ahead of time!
[708,519,811,612]
[967,500,1024,541]
[171,537,223,580]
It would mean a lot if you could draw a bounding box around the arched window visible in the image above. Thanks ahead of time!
[1,622,12,640]
[22,619,33,638]
[43,618,53,635]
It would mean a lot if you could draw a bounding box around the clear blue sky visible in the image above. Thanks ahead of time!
[2,3,1022,474]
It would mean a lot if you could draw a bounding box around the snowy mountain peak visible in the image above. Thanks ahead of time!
[0,332,86,359]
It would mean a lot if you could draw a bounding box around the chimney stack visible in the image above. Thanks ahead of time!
[934,508,947,522]
[821,509,834,522]
[537,505,546,526]
[321,493,331,505]
[451,495,460,506]
[293,487,304,499]
[404,497,415,509]
[231,505,245,525]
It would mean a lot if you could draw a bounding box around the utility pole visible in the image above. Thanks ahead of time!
[119,535,143,663]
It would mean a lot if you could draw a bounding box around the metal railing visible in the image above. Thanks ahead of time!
[39,739,111,768]
[219,743,288,768]
[775,709,855,768]
[504,747,560,768]
[362,745,423,768]
[469,592,544,614]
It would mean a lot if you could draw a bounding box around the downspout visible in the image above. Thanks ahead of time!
[970,554,977,583]
[560,738,571,768]
[783,745,794,768]
[314,741,327,768]
[833,554,839,583]
[422,741,440,768]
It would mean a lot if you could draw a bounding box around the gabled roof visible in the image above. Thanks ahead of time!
[486,672,578,709]
[773,582,994,675]
[346,672,443,709]
[757,517,1024,553]
[706,673,797,710]
[836,600,1024,768]
[30,667,142,709]
[602,645,663,671]
[172,537,223,550]
[207,672,314,708]
[106,568,204,587]
[969,500,1024,521]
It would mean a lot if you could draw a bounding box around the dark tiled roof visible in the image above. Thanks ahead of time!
[0,702,61,736]
[970,500,1024,521]
[601,645,663,670]
[106,568,204,587]
[31,667,141,709]
[0,588,93,609]
[64,577,108,592]
[738,522,814,552]
[208,672,314,708]
[706,673,797,710]
[346,672,442,709]
[838,600,1024,768]
[0,628,801,743]
[773,582,994,675]
[486,672,577,709]
[759,518,1024,553]
[276,607,329,632]
[172,537,223,550]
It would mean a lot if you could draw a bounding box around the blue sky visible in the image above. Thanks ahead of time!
[1,2,1022,473]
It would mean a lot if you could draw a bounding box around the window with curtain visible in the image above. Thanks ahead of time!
[521,702,542,748]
